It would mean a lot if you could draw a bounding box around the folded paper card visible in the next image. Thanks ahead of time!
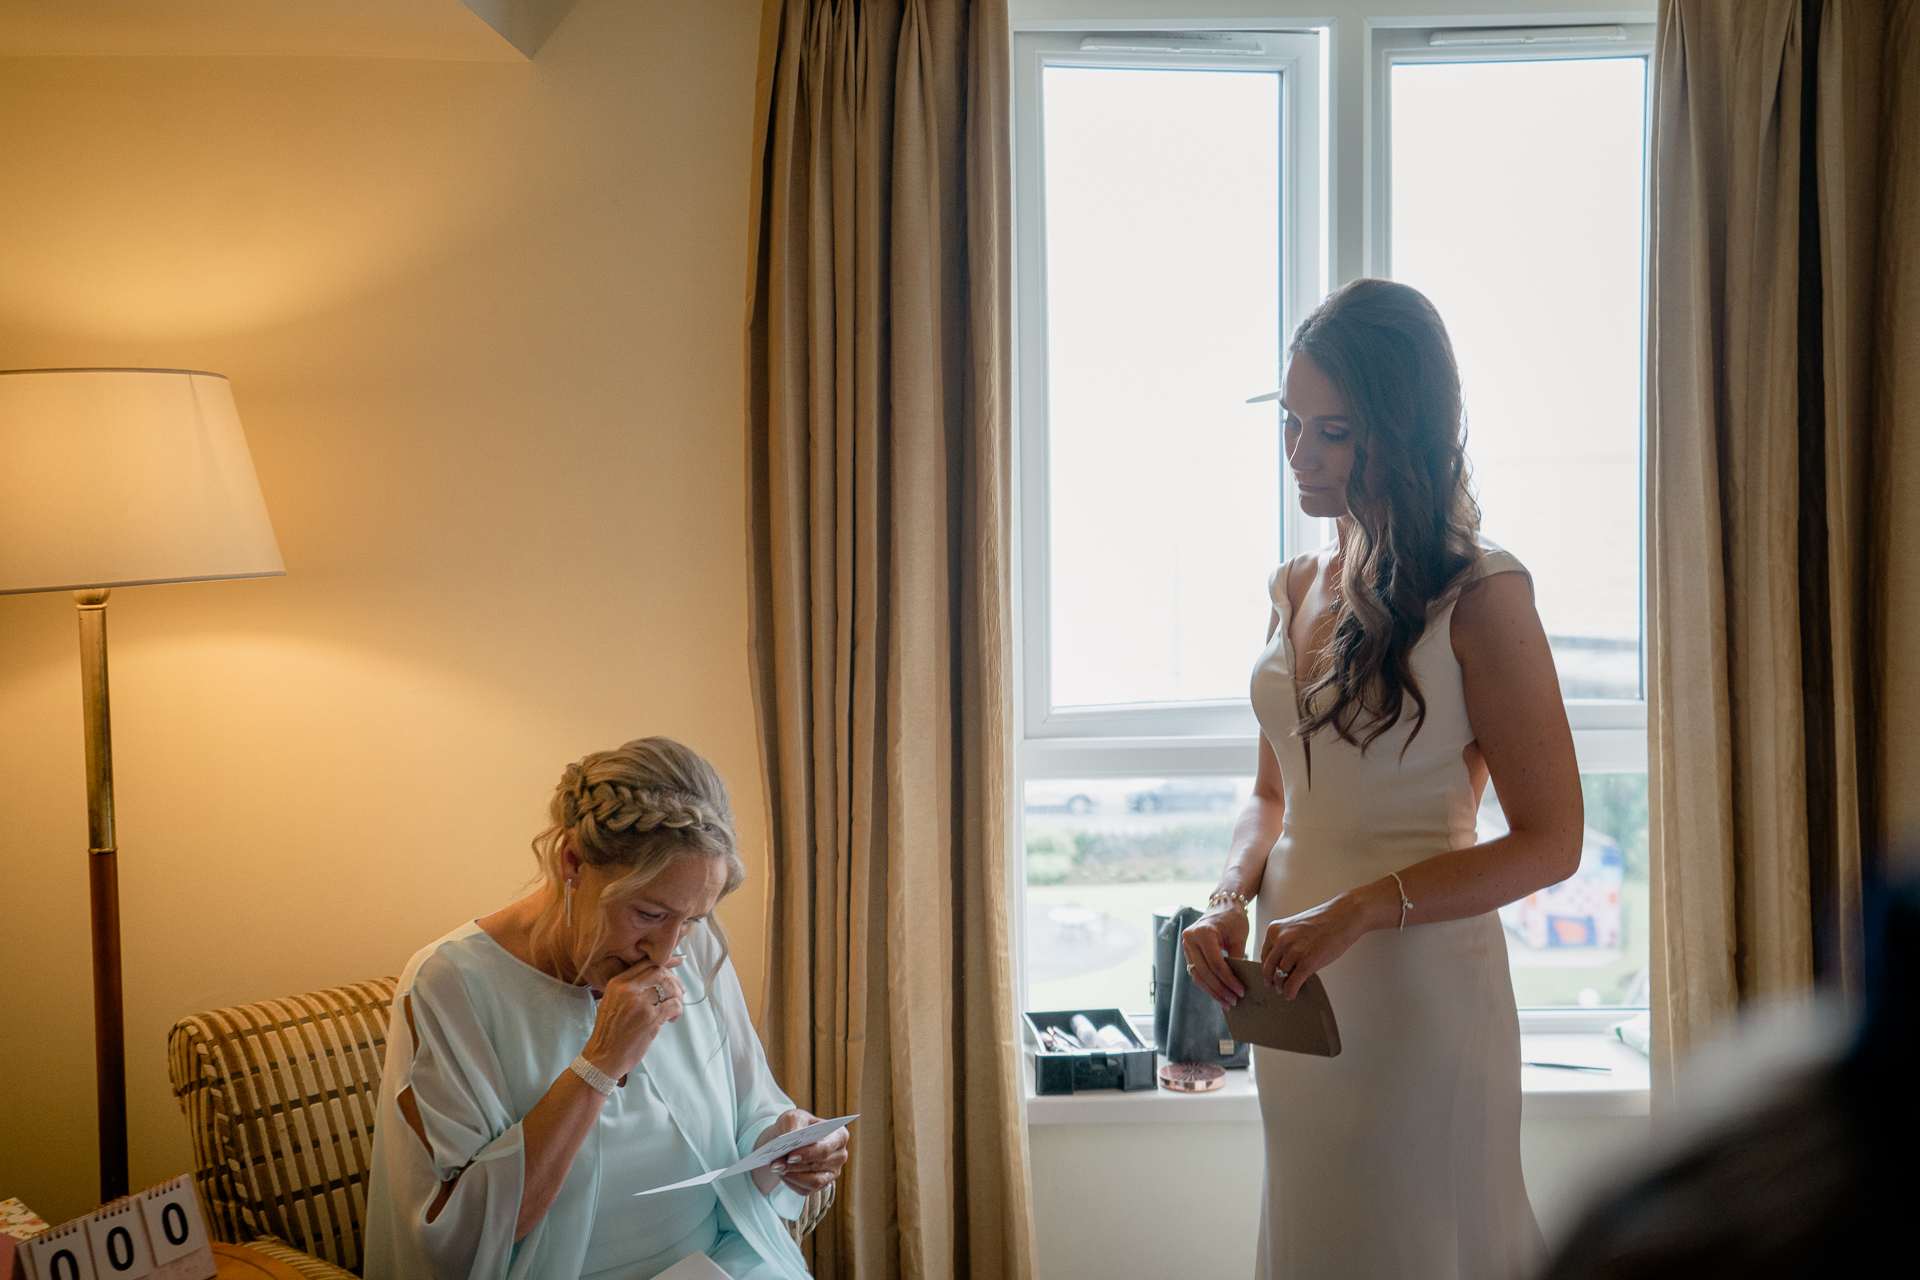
[652,1252,730,1280]
[634,1115,856,1197]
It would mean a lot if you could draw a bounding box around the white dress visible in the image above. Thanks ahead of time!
[362,920,811,1280]
[1249,539,1543,1280]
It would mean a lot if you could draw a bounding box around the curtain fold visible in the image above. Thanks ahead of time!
[1870,6,1920,855]
[1648,0,1920,1101]
[744,2,1034,1276]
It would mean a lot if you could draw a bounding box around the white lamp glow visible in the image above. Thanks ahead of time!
[0,368,283,593]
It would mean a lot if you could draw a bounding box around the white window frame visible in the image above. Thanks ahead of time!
[1013,27,1324,771]
[1011,11,1657,1018]
[1371,22,1655,780]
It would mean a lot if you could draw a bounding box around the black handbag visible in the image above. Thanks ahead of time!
[1155,906,1252,1068]
[1151,906,1179,1051]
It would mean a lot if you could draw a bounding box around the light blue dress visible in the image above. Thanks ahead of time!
[363,920,812,1280]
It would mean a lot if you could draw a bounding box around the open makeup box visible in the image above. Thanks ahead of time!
[1022,1006,1156,1095]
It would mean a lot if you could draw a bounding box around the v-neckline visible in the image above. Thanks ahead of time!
[1276,557,1319,784]
[1281,553,1324,693]
[1278,568,1299,685]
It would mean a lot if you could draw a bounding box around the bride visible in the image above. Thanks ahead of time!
[1182,278,1583,1279]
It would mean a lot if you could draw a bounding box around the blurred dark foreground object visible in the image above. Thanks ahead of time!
[1538,877,1919,1279]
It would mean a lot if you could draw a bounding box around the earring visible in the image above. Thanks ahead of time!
[564,879,573,928]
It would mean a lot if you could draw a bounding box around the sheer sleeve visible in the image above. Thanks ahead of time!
[364,948,528,1280]
[705,939,809,1222]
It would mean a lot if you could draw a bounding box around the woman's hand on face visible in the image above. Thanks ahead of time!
[579,955,686,1081]
[750,1109,849,1198]
[1181,906,1252,1010]
[1259,892,1374,999]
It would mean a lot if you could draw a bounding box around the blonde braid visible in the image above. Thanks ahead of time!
[529,738,746,999]
[562,769,718,846]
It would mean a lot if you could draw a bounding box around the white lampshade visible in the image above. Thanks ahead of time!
[0,368,285,594]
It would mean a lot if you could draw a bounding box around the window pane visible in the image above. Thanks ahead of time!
[1483,773,1650,1007]
[1391,58,1647,700]
[1043,66,1282,708]
[1024,774,1251,1013]
[1027,772,1650,1013]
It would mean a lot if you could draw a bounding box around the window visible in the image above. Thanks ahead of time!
[1024,774,1254,1012]
[1014,20,1650,1017]
[1380,26,1652,1010]
[1380,34,1647,703]
[1013,28,1322,1016]
[1041,63,1284,711]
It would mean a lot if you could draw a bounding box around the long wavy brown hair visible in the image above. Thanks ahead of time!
[1291,279,1481,751]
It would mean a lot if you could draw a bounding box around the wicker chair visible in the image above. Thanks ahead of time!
[168,977,833,1278]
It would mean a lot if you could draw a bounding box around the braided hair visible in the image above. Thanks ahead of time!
[530,737,746,996]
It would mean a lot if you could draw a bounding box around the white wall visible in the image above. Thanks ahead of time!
[1032,1114,1650,1278]
[0,0,770,1228]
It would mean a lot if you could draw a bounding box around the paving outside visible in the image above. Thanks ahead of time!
[1026,880,1214,1014]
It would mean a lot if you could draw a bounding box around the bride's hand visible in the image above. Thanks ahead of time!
[1260,882,1393,999]
[1182,906,1251,1009]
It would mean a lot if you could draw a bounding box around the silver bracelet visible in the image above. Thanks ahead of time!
[570,1053,617,1097]
[1387,871,1412,931]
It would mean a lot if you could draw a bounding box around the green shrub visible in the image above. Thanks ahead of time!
[1581,774,1649,879]
[1026,822,1233,885]
[1025,828,1078,885]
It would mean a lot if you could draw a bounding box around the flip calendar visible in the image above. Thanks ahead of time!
[14,1177,213,1280]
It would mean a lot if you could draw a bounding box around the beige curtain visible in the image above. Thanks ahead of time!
[1869,8,1920,850]
[1648,0,1920,1100]
[743,2,1035,1277]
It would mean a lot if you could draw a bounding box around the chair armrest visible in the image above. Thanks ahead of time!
[235,1237,361,1280]
[784,1181,837,1243]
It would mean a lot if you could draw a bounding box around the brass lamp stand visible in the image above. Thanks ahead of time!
[76,587,128,1201]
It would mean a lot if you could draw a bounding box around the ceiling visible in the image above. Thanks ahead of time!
[0,0,581,60]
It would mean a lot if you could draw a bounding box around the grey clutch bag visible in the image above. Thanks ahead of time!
[1221,957,1342,1057]
[1158,907,1252,1068]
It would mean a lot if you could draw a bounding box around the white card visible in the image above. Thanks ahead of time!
[85,1200,154,1278]
[20,1218,99,1280]
[634,1114,856,1197]
[651,1252,731,1280]
[135,1177,203,1267]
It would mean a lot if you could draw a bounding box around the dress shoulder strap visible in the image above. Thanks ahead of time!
[1461,534,1530,585]
[1431,535,1530,621]
[1268,553,1306,614]
[1270,550,1330,623]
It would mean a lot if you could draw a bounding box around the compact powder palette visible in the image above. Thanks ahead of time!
[1158,1062,1226,1092]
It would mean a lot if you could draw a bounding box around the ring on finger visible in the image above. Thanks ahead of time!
[651,983,668,1005]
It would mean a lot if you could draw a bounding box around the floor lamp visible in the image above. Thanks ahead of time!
[0,368,284,1204]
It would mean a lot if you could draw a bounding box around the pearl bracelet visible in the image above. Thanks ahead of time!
[570,1053,617,1097]
[1207,888,1252,912]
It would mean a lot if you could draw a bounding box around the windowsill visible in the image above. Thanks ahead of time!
[1023,1032,1649,1124]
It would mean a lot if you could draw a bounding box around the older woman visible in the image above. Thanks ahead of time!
[364,738,846,1280]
